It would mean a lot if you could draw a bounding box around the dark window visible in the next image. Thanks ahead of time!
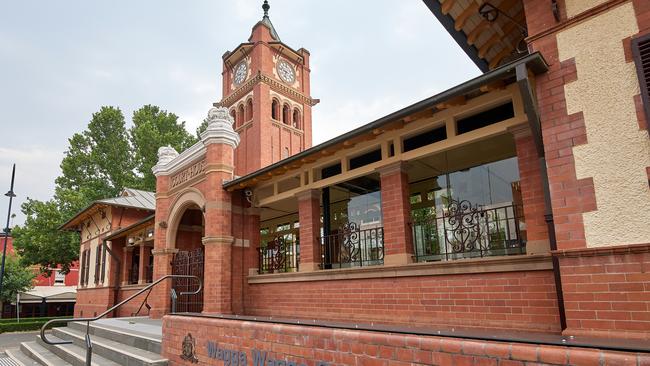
[403,126,447,152]
[94,245,101,284]
[100,243,107,283]
[272,99,279,120]
[633,33,650,133]
[456,102,514,135]
[80,250,87,286]
[349,149,382,170]
[321,163,342,179]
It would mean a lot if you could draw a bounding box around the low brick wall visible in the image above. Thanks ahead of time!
[74,287,115,318]
[162,315,649,366]
[246,266,560,333]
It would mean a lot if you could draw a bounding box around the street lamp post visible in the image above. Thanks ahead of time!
[0,164,17,315]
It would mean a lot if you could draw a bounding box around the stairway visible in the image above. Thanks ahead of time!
[4,318,166,366]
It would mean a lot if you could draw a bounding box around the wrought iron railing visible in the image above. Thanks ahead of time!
[258,235,299,274]
[319,222,384,269]
[412,201,526,262]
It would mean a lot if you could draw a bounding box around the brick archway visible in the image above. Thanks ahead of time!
[166,188,207,250]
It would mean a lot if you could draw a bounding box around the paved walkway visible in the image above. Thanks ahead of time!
[0,331,38,351]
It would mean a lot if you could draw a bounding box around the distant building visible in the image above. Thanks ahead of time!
[0,235,79,318]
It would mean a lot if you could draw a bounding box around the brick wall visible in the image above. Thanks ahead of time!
[246,270,560,333]
[74,287,115,318]
[558,243,650,340]
[162,315,648,366]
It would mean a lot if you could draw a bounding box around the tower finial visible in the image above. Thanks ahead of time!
[262,0,270,18]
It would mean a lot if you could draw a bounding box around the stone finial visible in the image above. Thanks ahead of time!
[157,146,179,165]
[201,107,240,148]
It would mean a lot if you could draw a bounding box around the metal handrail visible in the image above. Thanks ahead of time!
[40,274,201,366]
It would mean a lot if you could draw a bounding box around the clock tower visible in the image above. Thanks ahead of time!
[218,1,318,177]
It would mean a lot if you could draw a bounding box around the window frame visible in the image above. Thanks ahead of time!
[632,32,650,133]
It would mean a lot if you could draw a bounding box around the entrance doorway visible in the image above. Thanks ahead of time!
[170,205,205,313]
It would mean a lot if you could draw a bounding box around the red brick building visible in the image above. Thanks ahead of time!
[70,1,650,364]
[1,235,79,318]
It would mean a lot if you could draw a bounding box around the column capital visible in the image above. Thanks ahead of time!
[202,236,235,246]
[508,124,532,138]
[376,161,409,176]
[295,189,321,201]
[152,248,179,256]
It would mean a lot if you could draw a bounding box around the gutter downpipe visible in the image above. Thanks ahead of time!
[516,63,567,331]
[102,239,122,318]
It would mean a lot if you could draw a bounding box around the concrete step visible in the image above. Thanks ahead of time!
[5,348,41,366]
[19,341,69,366]
[52,327,166,366]
[68,321,161,354]
[35,335,120,366]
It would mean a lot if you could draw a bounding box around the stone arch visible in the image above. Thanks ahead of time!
[165,188,207,250]
[237,103,245,128]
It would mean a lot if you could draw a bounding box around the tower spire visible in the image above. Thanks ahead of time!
[262,1,270,18]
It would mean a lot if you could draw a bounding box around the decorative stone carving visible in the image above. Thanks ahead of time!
[152,146,179,176]
[158,146,179,165]
[200,107,240,148]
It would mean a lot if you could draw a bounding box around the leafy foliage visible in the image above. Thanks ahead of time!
[0,253,35,303]
[130,105,196,191]
[12,104,195,274]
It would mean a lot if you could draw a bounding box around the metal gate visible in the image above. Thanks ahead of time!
[171,248,204,313]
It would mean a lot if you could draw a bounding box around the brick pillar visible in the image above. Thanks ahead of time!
[296,190,321,272]
[378,162,413,266]
[150,172,174,319]
[511,125,550,255]
[200,107,239,315]
[150,248,176,318]
[138,245,147,284]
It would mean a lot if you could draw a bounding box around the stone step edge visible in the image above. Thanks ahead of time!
[69,321,162,343]
[36,335,119,366]
[5,349,39,366]
[19,342,58,366]
[54,327,166,364]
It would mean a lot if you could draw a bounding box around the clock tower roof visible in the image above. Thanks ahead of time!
[250,0,280,42]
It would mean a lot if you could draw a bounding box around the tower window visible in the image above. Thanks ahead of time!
[283,104,290,125]
[238,104,245,127]
[230,109,236,125]
[246,99,253,121]
[272,99,279,120]
[293,108,301,129]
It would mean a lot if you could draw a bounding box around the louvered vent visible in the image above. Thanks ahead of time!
[632,33,650,133]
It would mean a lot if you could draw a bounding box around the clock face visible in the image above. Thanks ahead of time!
[234,62,247,85]
[277,60,295,83]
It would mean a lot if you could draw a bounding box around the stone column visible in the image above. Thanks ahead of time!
[121,247,132,286]
[200,107,240,315]
[137,245,147,285]
[296,189,321,272]
[510,125,550,254]
[378,162,414,266]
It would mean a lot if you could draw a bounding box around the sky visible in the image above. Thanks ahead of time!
[0,0,480,226]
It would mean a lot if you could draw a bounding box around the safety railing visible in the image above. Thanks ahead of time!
[319,222,384,269]
[412,201,526,262]
[40,274,201,366]
[258,234,300,274]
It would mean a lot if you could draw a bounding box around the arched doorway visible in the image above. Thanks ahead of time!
[170,203,204,313]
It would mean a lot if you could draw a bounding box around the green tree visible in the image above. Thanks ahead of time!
[195,117,210,139]
[130,105,196,191]
[14,106,135,273]
[11,199,79,274]
[0,254,35,304]
[55,106,135,205]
